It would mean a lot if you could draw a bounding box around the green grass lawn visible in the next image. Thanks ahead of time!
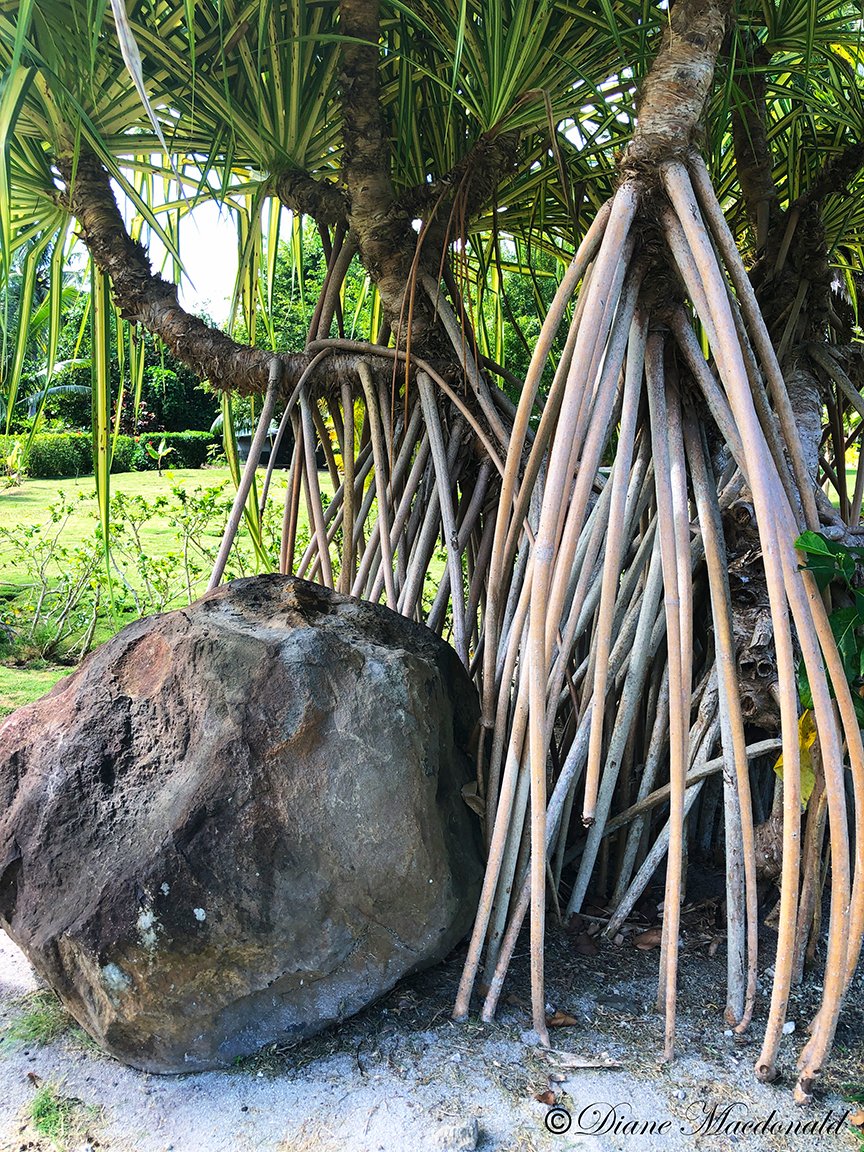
[0,462,444,717]
[0,465,308,709]
[0,662,69,717]
[824,464,860,512]
[0,468,219,562]
[0,467,293,587]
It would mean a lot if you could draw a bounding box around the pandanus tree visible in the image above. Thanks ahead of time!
[3,0,864,1100]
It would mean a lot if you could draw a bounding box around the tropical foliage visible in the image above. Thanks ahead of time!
[3,0,864,1101]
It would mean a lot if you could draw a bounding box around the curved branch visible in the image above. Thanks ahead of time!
[274,168,348,225]
[57,146,381,396]
[796,138,864,209]
[58,147,299,394]
[396,130,521,223]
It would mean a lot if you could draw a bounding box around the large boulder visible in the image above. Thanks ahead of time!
[0,576,482,1073]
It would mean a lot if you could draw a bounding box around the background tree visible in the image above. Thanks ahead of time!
[2,0,864,1100]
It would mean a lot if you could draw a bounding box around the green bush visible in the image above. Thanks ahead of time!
[0,431,215,478]
[132,431,214,470]
[42,363,93,428]
[143,366,219,432]
[111,435,137,473]
[23,434,91,479]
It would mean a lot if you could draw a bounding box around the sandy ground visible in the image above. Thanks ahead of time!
[1,927,862,1152]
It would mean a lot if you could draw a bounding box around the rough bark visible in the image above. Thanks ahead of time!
[274,133,522,235]
[339,1,417,319]
[59,149,396,397]
[722,500,779,729]
[796,139,864,212]
[623,0,733,173]
[274,168,348,225]
[396,131,522,224]
[60,149,300,395]
[338,0,438,344]
[783,354,824,484]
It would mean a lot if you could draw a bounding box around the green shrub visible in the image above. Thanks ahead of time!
[24,434,91,479]
[42,363,93,428]
[111,434,136,473]
[133,431,214,470]
[0,432,215,478]
[143,366,219,431]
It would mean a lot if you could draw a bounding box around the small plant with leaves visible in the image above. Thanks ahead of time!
[794,531,864,724]
[0,480,288,664]
[0,494,106,661]
[2,438,24,487]
[143,436,175,475]
[843,1085,864,1147]
[109,490,185,614]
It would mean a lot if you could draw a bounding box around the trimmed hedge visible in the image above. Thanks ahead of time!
[1,433,92,479]
[1,431,216,479]
[130,431,215,472]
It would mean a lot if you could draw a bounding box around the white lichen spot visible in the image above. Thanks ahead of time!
[101,962,131,994]
[137,904,160,950]
[193,907,206,922]
[160,882,170,896]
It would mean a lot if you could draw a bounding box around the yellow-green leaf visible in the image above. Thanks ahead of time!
[773,710,818,808]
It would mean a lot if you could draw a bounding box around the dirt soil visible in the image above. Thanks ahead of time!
[1,922,862,1152]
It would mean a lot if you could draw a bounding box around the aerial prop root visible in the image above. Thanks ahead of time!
[211,335,504,646]
[452,154,864,1095]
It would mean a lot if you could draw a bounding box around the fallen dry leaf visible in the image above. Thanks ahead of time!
[460,782,486,816]
[849,1109,864,1128]
[633,926,663,950]
[25,1071,41,1086]
[505,993,530,1010]
[573,932,599,956]
[535,1089,557,1106]
[546,1010,580,1028]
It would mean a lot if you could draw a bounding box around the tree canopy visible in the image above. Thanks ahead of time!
[3,0,864,389]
